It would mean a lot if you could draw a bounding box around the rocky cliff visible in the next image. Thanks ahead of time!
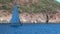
[0,11,60,23]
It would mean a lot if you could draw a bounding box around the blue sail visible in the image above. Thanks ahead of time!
[10,3,20,23]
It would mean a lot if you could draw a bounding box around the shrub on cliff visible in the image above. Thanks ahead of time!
[18,0,60,13]
[0,0,14,13]
[0,0,13,4]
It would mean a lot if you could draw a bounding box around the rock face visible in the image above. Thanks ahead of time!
[0,10,12,23]
[20,12,60,23]
[1,10,60,23]
[0,3,2,7]
[20,13,46,23]
[49,12,60,23]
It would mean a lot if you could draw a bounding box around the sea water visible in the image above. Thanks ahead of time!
[0,24,60,34]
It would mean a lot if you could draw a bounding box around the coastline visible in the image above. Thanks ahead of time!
[0,12,60,23]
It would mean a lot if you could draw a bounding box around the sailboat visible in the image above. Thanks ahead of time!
[10,1,21,26]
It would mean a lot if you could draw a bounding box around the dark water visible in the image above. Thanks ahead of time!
[0,24,60,34]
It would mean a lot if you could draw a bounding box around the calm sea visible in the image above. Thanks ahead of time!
[0,24,60,34]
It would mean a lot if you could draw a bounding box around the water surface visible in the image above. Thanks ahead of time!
[0,24,60,34]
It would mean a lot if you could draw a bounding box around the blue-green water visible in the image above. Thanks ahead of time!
[0,24,60,34]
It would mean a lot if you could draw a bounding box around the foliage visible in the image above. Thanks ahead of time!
[0,0,13,4]
[0,0,14,12]
[18,0,60,14]
[0,4,10,10]
[0,0,60,14]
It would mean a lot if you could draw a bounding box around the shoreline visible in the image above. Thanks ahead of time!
[0,12,60,23]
